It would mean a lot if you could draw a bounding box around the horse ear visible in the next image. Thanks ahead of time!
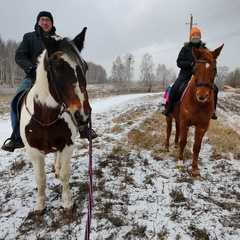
[73,27,87,52]
[38,26,58,56]
[212,44,224,59]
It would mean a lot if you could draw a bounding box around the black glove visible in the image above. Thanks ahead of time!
[190,61,195,67]
[27,66,37,78]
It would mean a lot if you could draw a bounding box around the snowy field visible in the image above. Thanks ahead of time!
[0,91,240,240]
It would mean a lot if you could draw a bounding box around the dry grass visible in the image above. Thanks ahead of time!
[207,114,240,159]
[0,93,11,115]
[1,88,240,239]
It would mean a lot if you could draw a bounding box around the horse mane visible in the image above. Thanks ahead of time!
[194,47,215,64]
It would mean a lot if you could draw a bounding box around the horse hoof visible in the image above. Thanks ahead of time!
[193,173,201,179]
[34,208,46,218]
[27,208,46,221]
[55,173,60,179]
[63,202,76,216]
[176,165,184,171]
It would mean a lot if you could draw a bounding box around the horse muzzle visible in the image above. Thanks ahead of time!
[74,109,91,127]
[196,93,209,102]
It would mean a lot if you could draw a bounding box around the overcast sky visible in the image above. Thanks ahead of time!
[1,0,240,80]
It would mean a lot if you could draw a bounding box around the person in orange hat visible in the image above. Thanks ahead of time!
[162,27,219,120]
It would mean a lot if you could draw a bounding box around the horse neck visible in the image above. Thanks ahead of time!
[188,76,196,93]
[34,70,58,108]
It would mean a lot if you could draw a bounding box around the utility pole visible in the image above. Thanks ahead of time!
[186,14,197,39]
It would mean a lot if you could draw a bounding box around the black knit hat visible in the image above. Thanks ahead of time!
[37,11,54,24]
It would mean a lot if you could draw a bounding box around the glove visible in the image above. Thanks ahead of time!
[190,61,195,67]
[27,66,37,78]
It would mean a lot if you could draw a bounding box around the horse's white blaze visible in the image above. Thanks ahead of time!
[35,50,59,108]
[205,63,210,68]
[61,54,88,121]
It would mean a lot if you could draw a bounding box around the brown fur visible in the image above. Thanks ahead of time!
[164,44,224,177]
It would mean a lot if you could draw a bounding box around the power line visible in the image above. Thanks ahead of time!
[103,2,240,66]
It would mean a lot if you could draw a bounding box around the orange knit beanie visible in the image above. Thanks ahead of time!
[190,27,201,38]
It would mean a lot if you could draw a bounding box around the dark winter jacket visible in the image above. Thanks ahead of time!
[15,31,44,78]
[176,41,206,78]
[15,27,56,79]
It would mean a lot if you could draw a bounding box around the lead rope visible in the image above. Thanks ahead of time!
[84,118,93,240]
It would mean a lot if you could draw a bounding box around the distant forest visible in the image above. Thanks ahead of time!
[0,36,239,91]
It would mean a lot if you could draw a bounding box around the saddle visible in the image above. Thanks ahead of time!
[12,86,32,122]
[163,81,189,105]
[175,81,189,103]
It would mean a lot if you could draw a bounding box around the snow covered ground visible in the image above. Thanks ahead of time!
[0,91,239,240]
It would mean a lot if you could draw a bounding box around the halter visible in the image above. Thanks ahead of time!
[194,59,216,89]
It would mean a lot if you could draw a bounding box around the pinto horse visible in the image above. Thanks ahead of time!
[20,26,91,212]
[164,44,224,177]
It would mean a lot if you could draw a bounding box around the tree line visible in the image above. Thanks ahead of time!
[0,36,239,92]
[0,36,108,86]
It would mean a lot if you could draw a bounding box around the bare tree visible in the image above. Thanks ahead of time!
[0,36,7,84]
[156,64,176,90]
[0,37,24,86]
[139,53,155,92]
[215,65,229,87]
[123,53,134,91]
[6,40,19,87]
[111,55,124,84]
[225,67,240,87]
[86,61,107,84]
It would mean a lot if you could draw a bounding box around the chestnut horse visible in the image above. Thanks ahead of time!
[20,26,91,212]
[164,44,224,177]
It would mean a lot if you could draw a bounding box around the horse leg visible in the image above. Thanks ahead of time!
[192,127,207,177]
[177,125,189,171]
[174,121,179,148]
[54,152,60,178]
[164,116,172,151]
[30,152,46,212]
[57,148,74,210]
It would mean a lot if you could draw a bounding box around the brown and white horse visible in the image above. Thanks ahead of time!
[20,27,91,212]
[164,44,224,177]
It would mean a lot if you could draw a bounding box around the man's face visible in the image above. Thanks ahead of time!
[38,17,52,33]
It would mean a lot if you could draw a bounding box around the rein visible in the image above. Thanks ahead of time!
[84,118,93,240]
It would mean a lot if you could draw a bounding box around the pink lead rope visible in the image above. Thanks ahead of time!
[84,118,93,240]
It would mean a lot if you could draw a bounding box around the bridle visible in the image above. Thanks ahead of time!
[24,51,79,127]
[193,59,216,89]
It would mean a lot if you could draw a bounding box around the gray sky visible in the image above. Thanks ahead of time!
[1,0,240,80]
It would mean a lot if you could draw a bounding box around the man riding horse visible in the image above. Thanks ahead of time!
[1,11,97,152]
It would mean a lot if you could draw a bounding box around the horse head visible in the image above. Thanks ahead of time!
[37,26,91,127]
[192,44,224,102]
